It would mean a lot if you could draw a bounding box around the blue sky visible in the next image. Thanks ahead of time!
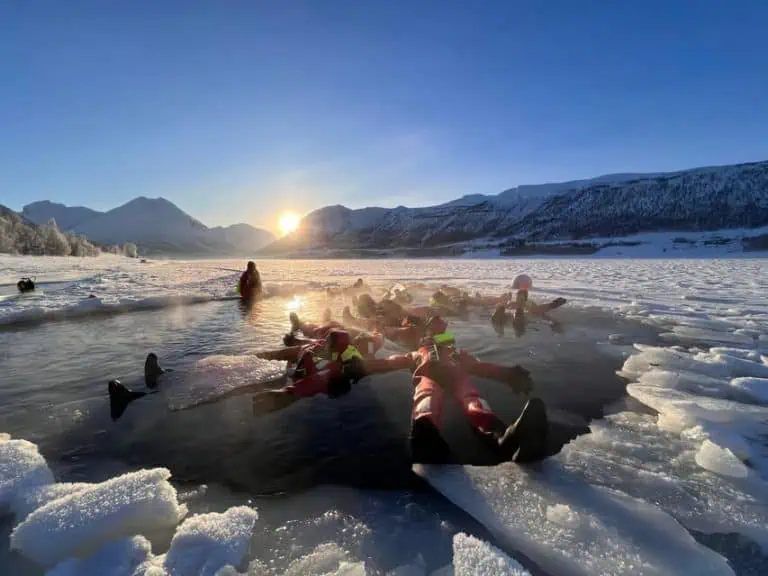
[2,1,767,233]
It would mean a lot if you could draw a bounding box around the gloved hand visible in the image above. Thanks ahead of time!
[506,365,533,395]
[342,357,366,382]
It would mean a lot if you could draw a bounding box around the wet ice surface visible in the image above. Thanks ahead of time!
[1,256,768,574]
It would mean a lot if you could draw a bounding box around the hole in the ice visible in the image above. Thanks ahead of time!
[37,306,664,497]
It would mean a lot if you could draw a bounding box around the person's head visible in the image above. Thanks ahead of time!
[353,278,364,288]
[424,315,448,337]
[512,274,532,292]
[353,332,384,358]
[432,290,450,306]
[247,261,256,273]
[326,329,352,358]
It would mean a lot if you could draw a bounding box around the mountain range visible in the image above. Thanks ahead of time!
[21,198,275,256]
[265,159,768,255]
[14,158,768,258]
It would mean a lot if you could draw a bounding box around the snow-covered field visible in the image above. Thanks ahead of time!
[1,254,768,575]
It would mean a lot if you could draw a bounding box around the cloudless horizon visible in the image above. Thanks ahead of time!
[2,1,768,233]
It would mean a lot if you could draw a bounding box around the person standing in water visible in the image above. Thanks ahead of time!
[239,261,262,302]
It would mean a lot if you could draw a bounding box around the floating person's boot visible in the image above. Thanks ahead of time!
[144,353,165,388]
[497,398,549,464]
[283,333,300,346]
[108,379,147,421]
[289,312,301,334]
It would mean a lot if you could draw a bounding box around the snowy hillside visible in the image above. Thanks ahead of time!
[22,201,103,231]
[265,160,768,255]
[208,223,276,253]
[23,197,274,256]
[516,161,768,240]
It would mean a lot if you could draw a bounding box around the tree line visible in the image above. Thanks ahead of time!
[0,210,137,258]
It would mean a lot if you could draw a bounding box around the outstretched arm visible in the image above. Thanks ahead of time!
[528,297,567,319]
[380,325,421,347]
[456,351,532,395]
[363,353,417,375]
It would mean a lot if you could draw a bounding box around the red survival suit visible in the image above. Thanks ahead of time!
[260,328,381,399]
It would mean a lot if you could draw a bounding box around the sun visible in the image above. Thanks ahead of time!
[278,211,301,236]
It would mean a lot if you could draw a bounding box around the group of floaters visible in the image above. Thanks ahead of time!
[111,265,568,466]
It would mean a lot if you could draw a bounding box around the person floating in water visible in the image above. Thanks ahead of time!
[491,274,567,336]
[107,324,383,421]
[238,261,262,302]
[253,315,545,464]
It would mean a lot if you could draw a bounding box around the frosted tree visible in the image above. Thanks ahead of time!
[123,242,138,258]
[42,219,71,256]
[0,220,16,253]
[65,231,100,257]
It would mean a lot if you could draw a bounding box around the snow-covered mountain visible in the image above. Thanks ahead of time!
[264,160,768,254]
[22,201,103,231]
[21,197,274,256]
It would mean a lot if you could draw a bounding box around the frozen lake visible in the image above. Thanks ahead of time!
[1,255,767,575]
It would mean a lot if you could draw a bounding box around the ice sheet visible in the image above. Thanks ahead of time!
[279,542,367,576]
[10,482,91,521]
[730,377,768,403]
[415,463,733,576]
[162,355,288,410]
[452,533,530,576]
[161,506,258,576]
[46,535,153,576]
[0,435,54,510]
[11,468,187,567]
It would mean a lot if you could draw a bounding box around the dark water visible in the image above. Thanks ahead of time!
[0,294,663,574]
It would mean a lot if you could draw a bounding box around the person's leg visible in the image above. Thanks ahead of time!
[290,312,339,338]
[449,370,548,464]
[342,306,377,331]
[449,369,507,437]
[409,375,451,464]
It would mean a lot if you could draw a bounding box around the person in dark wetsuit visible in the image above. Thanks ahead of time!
[238,261,262,302]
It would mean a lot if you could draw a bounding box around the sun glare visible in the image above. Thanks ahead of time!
[279,211,300,236]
